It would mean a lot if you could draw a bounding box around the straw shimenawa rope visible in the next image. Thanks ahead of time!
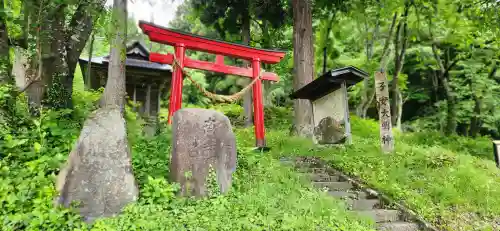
[172,55,263,103]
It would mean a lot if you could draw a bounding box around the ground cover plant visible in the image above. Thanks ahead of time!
[0,89,375,231]
[232,109,499,231]
[2,88,499,231]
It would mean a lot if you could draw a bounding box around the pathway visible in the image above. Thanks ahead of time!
[280,156,433,231]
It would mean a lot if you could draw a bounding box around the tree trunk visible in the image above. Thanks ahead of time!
[47,1,98,109]
[391,4,409,129]
[101,0,127,109]
[361,89,376,118]
[260,21,273,107]
[428,3,459,136]
[322,14,335,74]
[24,1,55,115]
[356,5,381,118]
[45,10,73,110]
[469,64,496,137]
[66,1,96,95]
[362,12,397,122]
[292,0,314,138]
[55,1,138,220]
[241,7,253,127]
[396,90,402,128]
[86,33,95,90]
[441,75,457,135]
[431,70,439,102]
[19,0,101,113]
[469,96,481,137]
[430,42,459,135]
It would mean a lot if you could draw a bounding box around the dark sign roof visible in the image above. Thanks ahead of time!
[290,66,368,101]
[78,40,172,71]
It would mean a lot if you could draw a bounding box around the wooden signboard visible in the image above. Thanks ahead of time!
[374,71,394,153]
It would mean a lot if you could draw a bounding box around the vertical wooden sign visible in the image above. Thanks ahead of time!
[374,71,394,153]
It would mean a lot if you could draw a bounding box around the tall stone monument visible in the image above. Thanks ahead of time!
[170,108,237,197]
[55,108,139,222]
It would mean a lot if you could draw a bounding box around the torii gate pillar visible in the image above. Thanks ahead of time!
[169,44,185,121]
[139,21,286,148]
[251,59,265,147]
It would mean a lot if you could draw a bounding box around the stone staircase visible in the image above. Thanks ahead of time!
[280,156,437,231]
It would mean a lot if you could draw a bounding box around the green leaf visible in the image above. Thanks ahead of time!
[34,142,42,153]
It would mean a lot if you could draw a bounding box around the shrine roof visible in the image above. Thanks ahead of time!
[78,40,172,71]
[290,66,368,101]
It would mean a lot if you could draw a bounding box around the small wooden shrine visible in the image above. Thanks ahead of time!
[291,66,368,145]
[78,41,172,130]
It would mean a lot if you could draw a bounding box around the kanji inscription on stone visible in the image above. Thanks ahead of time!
[374,71,394,153]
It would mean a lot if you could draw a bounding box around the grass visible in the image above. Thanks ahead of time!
[3,72,497,230]
[91,131,376,230]
[235,115,499,231]
[0,99,376,230]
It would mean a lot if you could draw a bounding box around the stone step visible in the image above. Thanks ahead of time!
[328,191,358,199]
[313,181,353,191]
[345,199,380,210]
[377,222,419,231]
[297,167,327,173]
[309,173,340,182]
[357,209,400,223]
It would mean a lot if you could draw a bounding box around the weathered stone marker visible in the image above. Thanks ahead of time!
[493,140,500,168]
[170,108,237,197]
[374,71,394,153]
[56,107,139,222]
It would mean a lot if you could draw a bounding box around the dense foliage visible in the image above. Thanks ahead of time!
[1,0,499,230]
[164,0,500,138]
[0,80,376,231]
[2,82,497,230]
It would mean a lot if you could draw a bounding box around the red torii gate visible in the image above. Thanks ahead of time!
[139,21,286,148]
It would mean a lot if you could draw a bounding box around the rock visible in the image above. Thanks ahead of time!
[56,107,139,222]
[170,108,237,197]
[313,116,346,144]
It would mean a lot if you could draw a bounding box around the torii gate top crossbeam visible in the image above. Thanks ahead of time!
[138,20,286,64]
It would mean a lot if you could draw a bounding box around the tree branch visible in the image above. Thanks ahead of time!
[488,60,497,79]
[66,0,106,70]
[431,43,446,74]
[379,12,398,70]
[394,21,402,66]
[399,0,410,64]
[443,58,460,77]
[367,3,381,60]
